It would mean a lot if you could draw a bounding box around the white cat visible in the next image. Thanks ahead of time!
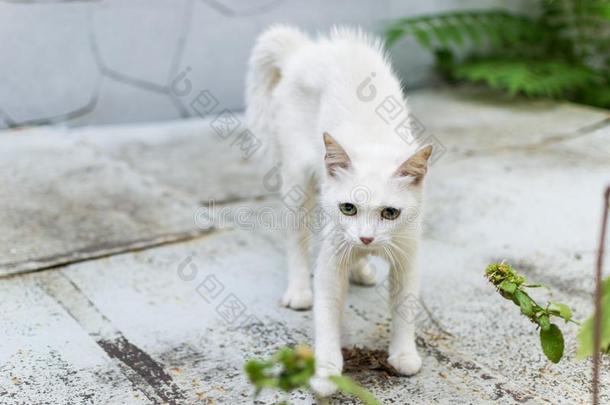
[246,25,432,396]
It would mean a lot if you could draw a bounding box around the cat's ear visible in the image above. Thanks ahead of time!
[394,144,434,183]
[323,132,351,176]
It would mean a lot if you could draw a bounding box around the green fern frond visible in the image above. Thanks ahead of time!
[385,1,610,108]
[454,58,602,97]
[385,10,542,50]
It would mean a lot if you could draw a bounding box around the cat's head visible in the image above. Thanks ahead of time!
[319,132,433,249]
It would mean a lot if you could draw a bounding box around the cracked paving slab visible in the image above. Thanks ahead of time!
[1,88,606,277]
[409,87,610,159]
[0,277,150,404]
[0,119,269,277]
[5,168,610,403]
[2,87,607,278]
[418,131,610,403]
[77,119,270,202]
[4,204,606,403]
[0,130,202,276]
[13,227,549,404]
[0,2,99,126]
[0,88,608,403]
[90,0,190,89]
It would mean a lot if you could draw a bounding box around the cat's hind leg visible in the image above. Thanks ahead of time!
[280,174,315,310]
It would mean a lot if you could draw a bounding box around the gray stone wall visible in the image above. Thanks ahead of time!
[0,0,532,128]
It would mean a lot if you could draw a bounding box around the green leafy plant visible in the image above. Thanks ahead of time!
[386,2,610,108]
[484,262,575,363]
[244,345,381,405]
[577,276,610,358]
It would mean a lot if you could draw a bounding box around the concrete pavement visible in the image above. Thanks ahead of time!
[1,88,609,404]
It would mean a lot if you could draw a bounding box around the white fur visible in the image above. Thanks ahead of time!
[246,25,429,396]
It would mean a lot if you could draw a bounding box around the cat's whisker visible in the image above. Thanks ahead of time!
[327,234,351,270]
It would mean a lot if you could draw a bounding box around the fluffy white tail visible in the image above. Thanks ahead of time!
[245,25,309,164]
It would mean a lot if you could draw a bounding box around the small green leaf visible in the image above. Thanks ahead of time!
[514,289,534,317]
[594,3,610,19]
[430,24,452,47]
[577,277,610,358]
[412,27,433,49]
[454,59,601,98]
[538,314,551,331]
[548,302,573,322]
[461,21,482,46]
[444,24,464,47]
[540,324,565,363]
[385,27,406,47]
[498,280,517,295]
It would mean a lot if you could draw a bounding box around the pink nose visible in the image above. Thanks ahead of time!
[359,237,374,245]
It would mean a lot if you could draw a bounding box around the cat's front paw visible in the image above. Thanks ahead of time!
[388,350,422,376]
[310,374,338,397]
[310,365,341,397]
[281,286,313,310]
[311,354,342,396]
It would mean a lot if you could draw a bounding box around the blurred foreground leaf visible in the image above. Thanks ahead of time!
[245,345,381,404]
[577,277,610,358]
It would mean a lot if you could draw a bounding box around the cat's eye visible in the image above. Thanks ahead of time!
[339,202,357,216]
[381,207,401,220]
